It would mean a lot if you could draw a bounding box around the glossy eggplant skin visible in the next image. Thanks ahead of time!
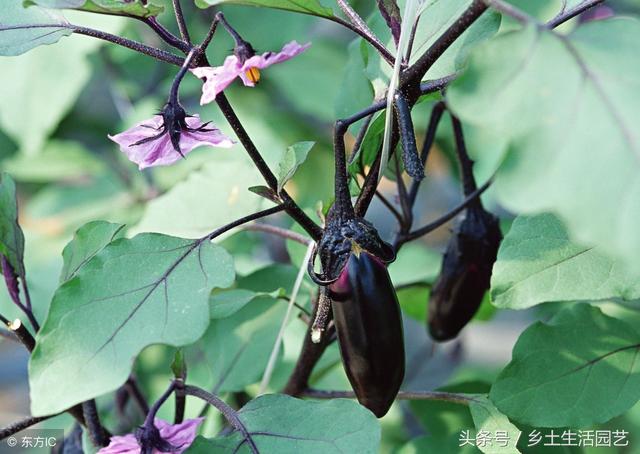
[428,205,502,341]
[330,252,405,418]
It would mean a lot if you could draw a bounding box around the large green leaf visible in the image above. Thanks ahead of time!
[194,0,335,19]
[197,295,285,392]
[447,19,640,272]
[29,233,235,416]
[0,173,26,277]
[25,0,163,18]
[490,304,640,427]
[132,153,266,238]
[59,220,125,282]
[0,0,71,56]
[491,214,640,310]
[0,12,124,154]
[469,395,521,454]
[186,394,380,453]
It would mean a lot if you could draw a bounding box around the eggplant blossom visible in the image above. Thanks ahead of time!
[98,418,203,454]
[191,40,311,104]
[109,105,233,170]
[109,49,233,170]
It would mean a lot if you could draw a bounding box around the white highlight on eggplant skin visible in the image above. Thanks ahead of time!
[259,242,315,394]
[379,0,424,184]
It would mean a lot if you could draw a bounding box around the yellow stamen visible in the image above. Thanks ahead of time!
[245,67,261,84]
[350,241,363,257]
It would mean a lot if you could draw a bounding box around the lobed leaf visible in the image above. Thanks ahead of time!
[24,0,164,18]
[276,141,315,194]
[29,233,235,415]
[447,19,640,272]
[194,0,336,19]
[186,394,380,453]
[491,214,640,310]
[490,304,640,427]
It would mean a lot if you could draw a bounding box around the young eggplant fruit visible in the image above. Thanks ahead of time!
[428,204,502,341]
[330,251,405,418]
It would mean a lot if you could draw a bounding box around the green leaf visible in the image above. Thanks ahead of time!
[2,140,106,182]
[491,214,640,310]
[0,12,124,154]
[398,434,478,454]
[186,394,380,453]
[25,0,164,18]
[195,0,336,19]
[0,0,71,56]
[490,304,640,427]
[447,19,640,273]
[59,220,125,283]
[389,243,441,286]
[469,395,521,454]
[29,233,235,416]
[132,153,266,238]
[0,173,26,277]
[210,288,259,319]
[200,295,285,392]
[276,141,315,194]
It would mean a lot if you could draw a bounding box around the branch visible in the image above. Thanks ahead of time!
[398,178,493,244]
[205,205,287,241]
[243,223,312,245]
[329,16,394,65]
[82,401,110,447]
[482,0,531,24]
[547,0,606,28]
[1,414,59,440]
[335,0,393,65]
[181,385,258,454]
[402,1,488,94]
[140,17,190,52]
[171,0,192,44]
[215,93,323,240]
[125,377,150,417]
[8,319,35,352]
[451,116,478,196]
[301,389,475,405]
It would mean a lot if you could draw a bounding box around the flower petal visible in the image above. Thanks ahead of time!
[241,40,311,73]
[181,115,234,152]
[157,417,204,453]
[191,55,243,104]
[109,115,233,169]
[97,434,140,454]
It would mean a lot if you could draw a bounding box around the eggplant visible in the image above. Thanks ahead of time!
[428,205,502,341]
[330,251,405,417]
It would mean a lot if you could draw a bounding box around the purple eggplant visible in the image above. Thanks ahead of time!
[330,251,404,417]
[428,205,502,341]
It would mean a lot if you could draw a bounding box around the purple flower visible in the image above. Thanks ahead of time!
[191,41,311,104]
[109,110,233,170]
[98,418,203,454]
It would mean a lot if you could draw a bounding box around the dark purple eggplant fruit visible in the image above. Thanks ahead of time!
[330,251,404,418]
[428,204,502,341]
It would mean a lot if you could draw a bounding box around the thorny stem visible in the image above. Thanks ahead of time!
[8,319,35,352]
[451,116,478,197]
[333,120,356,220]
[144,382,176,429]
[243,223,312,245]
[398,179,493,245]
[547,0,606,28]
[82,400,110,447]
[141,17,191,52]
[302,389,475,405]
[125,377,150,417]
[336,0,392,64]
[71,25,184,66]
[0,415,59,440]
[181,385,259,454]
[215,93,324,240]
[328,16,395,65]
[401,1,488,95]
[206,205,287,241]
[172,0,192,44]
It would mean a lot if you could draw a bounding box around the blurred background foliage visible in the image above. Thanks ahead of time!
[2,0,640,453]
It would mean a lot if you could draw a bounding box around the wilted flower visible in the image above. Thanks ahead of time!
[109,103,233,170]
[98,418,203,454]
[191,41,311,104]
